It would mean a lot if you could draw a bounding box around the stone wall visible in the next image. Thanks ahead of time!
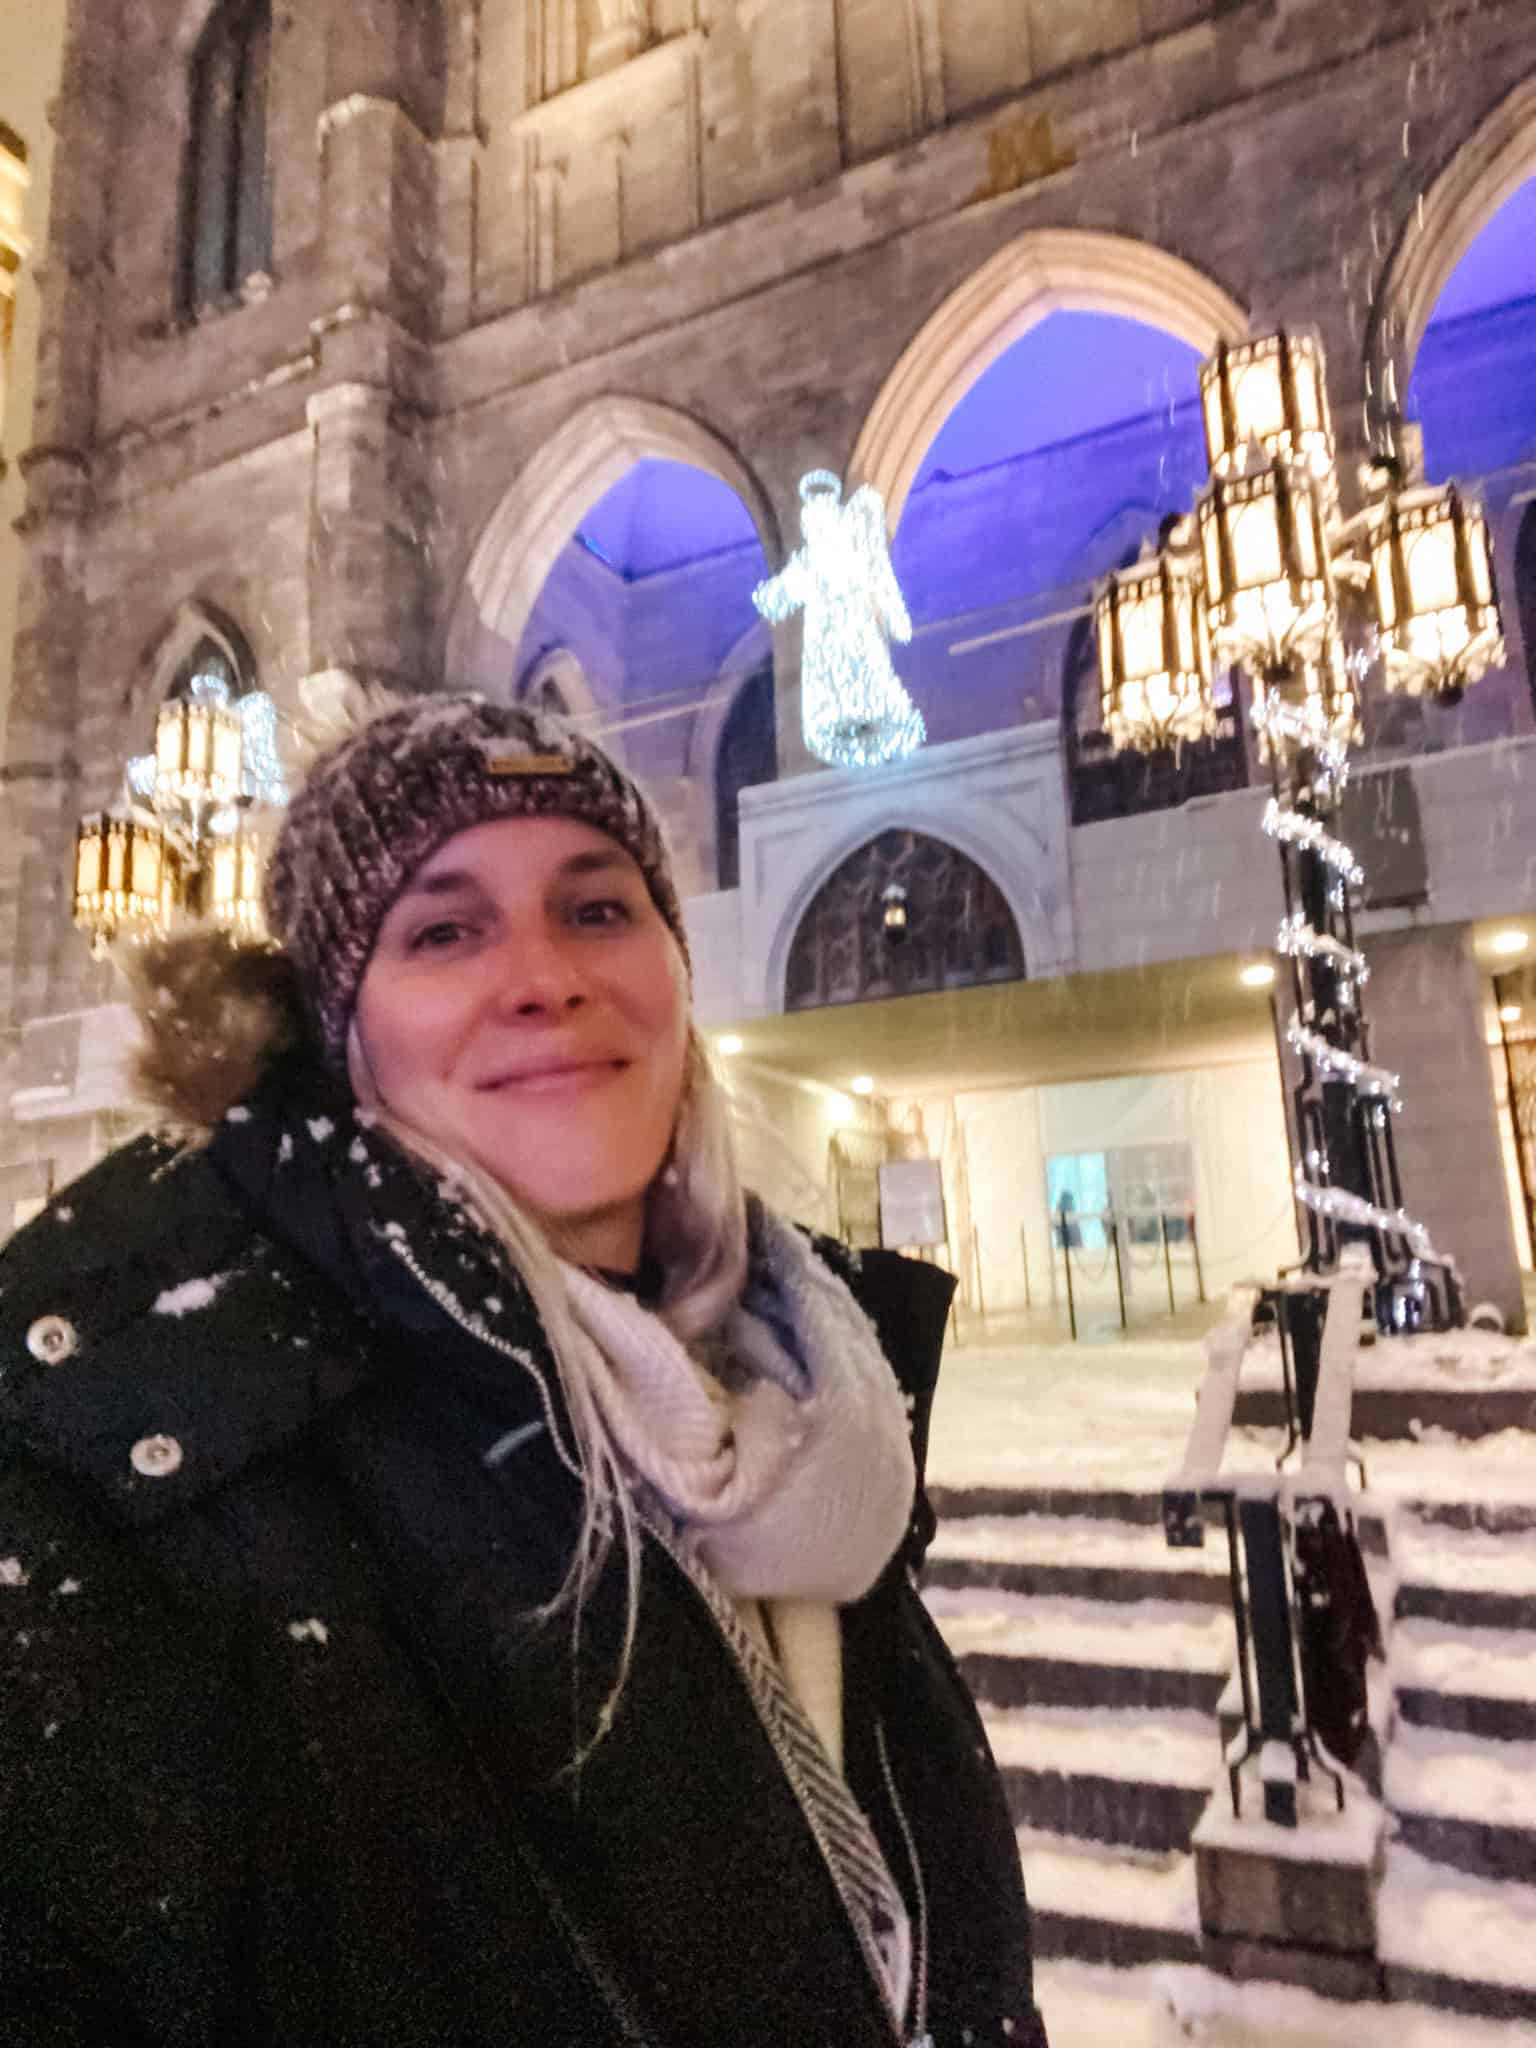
[2,0,1534,1255]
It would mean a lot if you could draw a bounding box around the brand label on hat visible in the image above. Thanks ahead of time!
[485,753,576,777]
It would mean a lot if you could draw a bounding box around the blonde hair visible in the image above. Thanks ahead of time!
[348,1022,748,1776]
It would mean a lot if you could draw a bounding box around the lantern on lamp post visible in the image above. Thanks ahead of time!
[1198,461,1334,675]
[72,813,175,960]
[152,688,245,838]
[1363,479,1504,700]
[207,825,269,941]
[1096,543,1216,752]
[1202,330,1337,495]
[71,660,288,959]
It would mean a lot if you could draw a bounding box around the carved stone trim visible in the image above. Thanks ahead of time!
[849,227,1249,527]
[1372,72,1536,383]
[511,28,705,133]
[905,0,945,132]
[445,395,780,684]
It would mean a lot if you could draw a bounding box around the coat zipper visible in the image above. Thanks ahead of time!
[876,1716,932,2048]
[389,1237,911,2043]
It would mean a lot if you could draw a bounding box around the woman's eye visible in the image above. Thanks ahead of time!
[409,919,471,952]
[572,897,633,928]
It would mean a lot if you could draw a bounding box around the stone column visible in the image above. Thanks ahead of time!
[306,376,431,693]
[0,6,120,1040]
[1363,922,1526,1331]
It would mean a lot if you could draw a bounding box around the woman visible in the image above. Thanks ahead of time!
[0,695,1046,2048]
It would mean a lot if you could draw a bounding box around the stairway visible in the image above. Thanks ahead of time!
[923,1482,1536,2022]
[1378,1501,1536,2022]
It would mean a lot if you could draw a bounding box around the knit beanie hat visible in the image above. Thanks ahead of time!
[264,693,688,1065]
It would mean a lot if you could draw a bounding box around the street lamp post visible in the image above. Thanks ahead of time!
[1097,327,1505,1337]
[71,670,286,957]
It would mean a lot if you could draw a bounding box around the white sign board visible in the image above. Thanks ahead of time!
[877,1159,947,1250]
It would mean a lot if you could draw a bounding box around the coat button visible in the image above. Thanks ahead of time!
[26,1316,79,1365]
[130,1434,184,1479]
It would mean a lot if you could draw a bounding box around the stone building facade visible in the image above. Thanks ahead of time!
[2,0,1534,1316]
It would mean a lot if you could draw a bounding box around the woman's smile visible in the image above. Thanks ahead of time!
[477,1056,631,1096]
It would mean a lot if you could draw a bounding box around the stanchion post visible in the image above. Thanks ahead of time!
[1019,1221,1033,1310]
[1058,1205,1078,1343]
[1110,1212,1128,1330]
[1190,1209,1207,1303]
[1161,1210,1177,1315]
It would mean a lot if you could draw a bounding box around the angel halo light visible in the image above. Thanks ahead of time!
[753,470,925,770]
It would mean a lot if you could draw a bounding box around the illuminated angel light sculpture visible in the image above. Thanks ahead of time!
[753,470,925,769]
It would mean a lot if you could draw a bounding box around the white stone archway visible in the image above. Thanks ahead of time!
[444,395,781,688]
[1373,70,1536,375]
[848,228,1249,528]
[733,723,1073,1017]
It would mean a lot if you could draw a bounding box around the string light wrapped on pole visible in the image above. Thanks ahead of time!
[1096,324,1505,1335]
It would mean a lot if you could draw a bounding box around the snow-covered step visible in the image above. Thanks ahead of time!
[925,1513,1229,1607]
[931,1483,1167,1527]
[1378,1846,1536,2024]
[1392,1616,1536,1742]
[1391,1517,1536,1632]
[925,1590,1232,1712]
[1385,1722,1536,1882]
[984,1705,1217,1854]
[1018,1831,1201,1969]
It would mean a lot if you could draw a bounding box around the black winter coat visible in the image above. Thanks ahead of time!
[0,1050,1045,2048]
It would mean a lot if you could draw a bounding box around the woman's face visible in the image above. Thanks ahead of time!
[355,815,691,1272]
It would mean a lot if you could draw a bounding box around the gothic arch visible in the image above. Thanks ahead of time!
[765,802,1051,1014]
[444,396,781,687]
[848,228,1249,527]
[123,602,257,742]
[1372,71,1536,382]
[782,828,1026,1012]
[516,645,604,727]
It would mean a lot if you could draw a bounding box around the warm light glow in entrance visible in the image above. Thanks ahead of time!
[716,1034,744,1056]
[851,1075,876,1096]
[1491,930,1530,957]
[1499,1004,1523,1026]
[1239,962,1277,989]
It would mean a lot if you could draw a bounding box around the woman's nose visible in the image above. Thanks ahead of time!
[490,932,592,1018]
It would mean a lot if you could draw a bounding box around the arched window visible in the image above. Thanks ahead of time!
[1518,504,1536,714]
[167,638,240,703]
[1062,612,1247,826]
[181,0,272,317]
[715,664,776,890]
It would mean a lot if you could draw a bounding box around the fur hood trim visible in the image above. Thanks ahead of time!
[126,930,307,1140]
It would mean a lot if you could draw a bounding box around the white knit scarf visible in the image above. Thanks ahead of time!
[559,1210,918,2031]
[558,1208,915,1607]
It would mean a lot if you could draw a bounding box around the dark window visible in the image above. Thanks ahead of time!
[784,828,1025,1012]
[168,639,239,702]
[181,0,272,317]
[1517,503,1536,714]
[715,664,777,890]
[1061,613,1248,827]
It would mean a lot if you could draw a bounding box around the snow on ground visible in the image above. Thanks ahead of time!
[927,1327,1536,1509]
[926,1592,1233,1674]
[983,1703,1215,1784]
[1392,1617,1536,1700]
[1035,1959,1536,2047]
[1386,1721,1536,1827]
[928,1513,1228,1571]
